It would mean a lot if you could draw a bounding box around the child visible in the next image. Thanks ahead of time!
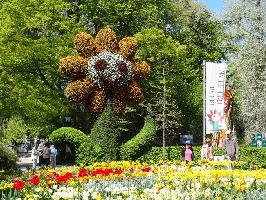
[201,138,213,160]
[181,141,194,163]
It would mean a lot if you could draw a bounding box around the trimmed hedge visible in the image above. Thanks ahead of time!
[120,117,157,160]
[238,146,266,167]
[49,127,103,164]
[49,127,90,163]
[49,127,89,149]
[139,146,266,168]
[76,138,102,165]
[90,107,120,161]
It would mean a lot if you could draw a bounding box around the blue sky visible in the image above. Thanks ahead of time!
[197,0,227,14]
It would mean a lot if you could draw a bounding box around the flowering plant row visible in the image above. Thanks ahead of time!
[1,161,266,199]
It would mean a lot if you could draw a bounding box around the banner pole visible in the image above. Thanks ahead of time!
[203,60,206,144]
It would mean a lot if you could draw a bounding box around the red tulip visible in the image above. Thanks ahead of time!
[30,175,40,186]
[142,167,151,172]
[78,168,88,177]
[13,179,26,190]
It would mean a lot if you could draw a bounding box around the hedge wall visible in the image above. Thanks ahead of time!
[120,117,157,160]
[49,127,104,165]
[76,138,102,165]
[139,146,266,168]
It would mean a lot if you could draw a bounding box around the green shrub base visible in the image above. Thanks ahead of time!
[139,146,266,168]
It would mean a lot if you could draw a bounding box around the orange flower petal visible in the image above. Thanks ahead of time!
[112,90,127,115]
[59,56,88,78]
[131,61,150,79]
[65,79,95,102]
[87,89,107,113]
[126,81,144,104]
[118,37,138,59]
[74,32,95,57]
[95,28,118,53]
[113,99,126,115]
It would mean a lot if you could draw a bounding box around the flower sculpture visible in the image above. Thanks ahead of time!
[59,28,150,114]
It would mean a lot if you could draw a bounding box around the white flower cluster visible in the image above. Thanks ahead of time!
[51,186,79,200]
[87,51,132,89]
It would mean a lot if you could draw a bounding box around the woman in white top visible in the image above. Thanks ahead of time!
[31,144,40,170]
[201,138,213,160]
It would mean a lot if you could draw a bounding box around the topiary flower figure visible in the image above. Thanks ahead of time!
[59,28,150,114]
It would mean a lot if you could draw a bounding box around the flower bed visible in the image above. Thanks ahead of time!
[1,161,266,199]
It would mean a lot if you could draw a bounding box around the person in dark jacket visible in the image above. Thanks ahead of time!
[222,131,239,161]
[42,142,51,167]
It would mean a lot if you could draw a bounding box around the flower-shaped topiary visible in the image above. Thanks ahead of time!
[59,28,150,114]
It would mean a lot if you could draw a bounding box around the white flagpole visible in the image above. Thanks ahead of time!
[203,60,206,144]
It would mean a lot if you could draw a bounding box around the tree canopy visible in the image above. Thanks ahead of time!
[224,0,266,143]
[0,0,227,144]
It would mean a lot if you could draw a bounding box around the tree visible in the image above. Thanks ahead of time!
[225,0,266,142]
[0,0,87,137]
[135,28,185,146]
[72,0,173,36]
[169,1,227,142]
[1,116,27,144]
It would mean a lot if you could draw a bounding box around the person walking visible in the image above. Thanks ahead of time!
[24,139,31,153]
[31,144,40,170]
[38,140,44,165]
[65,144,73,165]
[201,138,213,160]
[34,137,41,147]
[42,142,51,167]
[50,144,57,168]
[181,141,194,163]
[222,131,239,161]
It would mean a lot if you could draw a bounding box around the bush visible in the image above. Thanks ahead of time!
[49,127,89,163]
[76,138,102,165]
[0,143,18,176]
[1,116,28,144]
[120,117,157,160]
[238,146,266,168]
[90,107,120,161]
[139,145,266,167]
[138,146,193,161]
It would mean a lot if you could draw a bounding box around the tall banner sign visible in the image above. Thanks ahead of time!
[205,62,227,135]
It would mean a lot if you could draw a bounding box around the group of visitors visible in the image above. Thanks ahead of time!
[31,139,57,170]
[181,131,239,163]
[24,131,239,169]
